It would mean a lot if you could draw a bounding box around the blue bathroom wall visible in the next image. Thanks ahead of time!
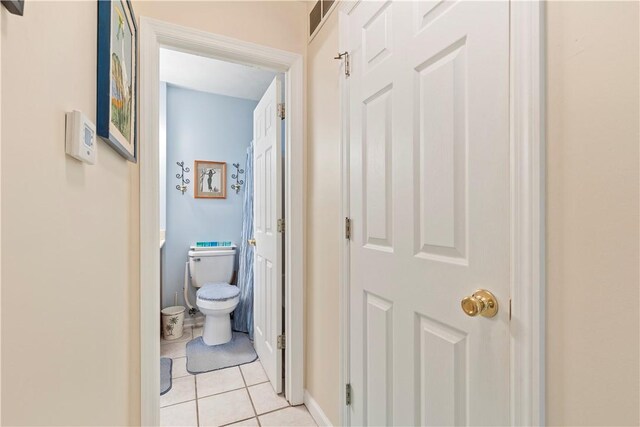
[163,85,257,309]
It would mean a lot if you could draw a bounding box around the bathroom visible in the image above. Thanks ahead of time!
[156,49,312,426]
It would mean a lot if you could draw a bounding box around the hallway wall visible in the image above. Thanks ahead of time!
[306,7,341,425]
[3,1,635,425]
[134,1,308,55]
[1,1,306,425]
[1,2,137,424]
[546,2,639,425]
[306,1,640,425]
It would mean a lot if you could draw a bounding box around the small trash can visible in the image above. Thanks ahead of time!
[161,306,185,340]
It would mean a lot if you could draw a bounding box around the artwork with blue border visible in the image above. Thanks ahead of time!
[97,0,138,162]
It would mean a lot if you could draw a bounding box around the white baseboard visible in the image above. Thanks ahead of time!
[304,390,333,427]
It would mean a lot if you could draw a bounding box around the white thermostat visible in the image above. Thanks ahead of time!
[65,110,97,164]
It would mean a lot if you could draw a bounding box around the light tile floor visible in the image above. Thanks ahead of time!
[161,326,317,427]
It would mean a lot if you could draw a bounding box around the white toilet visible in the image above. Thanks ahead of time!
[188,245,239,346]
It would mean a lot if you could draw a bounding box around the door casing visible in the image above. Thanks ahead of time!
[139,18,305,426]
[337,1,546,425]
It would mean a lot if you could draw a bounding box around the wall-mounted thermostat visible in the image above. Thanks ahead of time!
[65,110,97,164]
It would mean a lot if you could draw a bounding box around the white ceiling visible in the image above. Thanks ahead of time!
[159,48,277,101]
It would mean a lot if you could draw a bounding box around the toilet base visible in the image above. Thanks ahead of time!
[202,313,232,346]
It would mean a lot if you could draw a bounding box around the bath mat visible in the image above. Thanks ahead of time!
[186,332,257,374]
[160,358,172,395]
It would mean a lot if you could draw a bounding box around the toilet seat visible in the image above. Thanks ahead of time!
[196,282,240,302]
[195,282,240,346]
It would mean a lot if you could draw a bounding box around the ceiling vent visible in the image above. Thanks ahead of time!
[309,0,336,41]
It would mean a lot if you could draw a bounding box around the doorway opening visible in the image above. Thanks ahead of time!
[139,18,304,426]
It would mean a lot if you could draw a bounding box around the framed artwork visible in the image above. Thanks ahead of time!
[97,0,137,162]
[195,161,227,199]
[1,0,24,15]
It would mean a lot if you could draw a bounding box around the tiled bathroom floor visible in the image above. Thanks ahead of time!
[161,326,317,427]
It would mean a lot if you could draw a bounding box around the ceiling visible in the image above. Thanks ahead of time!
[159,48,277,101]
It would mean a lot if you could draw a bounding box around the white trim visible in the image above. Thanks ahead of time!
[139,19,161,425]
[303,390,334,427]
[338,1,546,425]
[510,1,546,425]
[0,12,3,423]
[139,18,305,426]
[337,3,353,427]
[284,53,306,409]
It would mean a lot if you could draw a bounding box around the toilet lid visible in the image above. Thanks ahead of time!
[196,282,240,302]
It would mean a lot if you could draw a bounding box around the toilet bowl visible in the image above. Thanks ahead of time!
[188,245,238,346]
[196,283,240,346]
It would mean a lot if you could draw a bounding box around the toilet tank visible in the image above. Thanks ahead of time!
[188,246,236,288]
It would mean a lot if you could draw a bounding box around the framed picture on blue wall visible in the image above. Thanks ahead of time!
[97,0,137,162]
[195,161,227,199]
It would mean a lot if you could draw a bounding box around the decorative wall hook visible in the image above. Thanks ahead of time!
[230,163,245,194]
[176,161,190,195]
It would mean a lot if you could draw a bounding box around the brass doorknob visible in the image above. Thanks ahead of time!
[461,289,498,318]
[248,239,256,246]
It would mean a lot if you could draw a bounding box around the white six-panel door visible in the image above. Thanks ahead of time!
[346,1,511,425]
[253,77,283,393]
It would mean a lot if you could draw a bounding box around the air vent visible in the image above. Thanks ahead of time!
[309,0,338,40]
[323,0,335,17]
[309,1,322,36]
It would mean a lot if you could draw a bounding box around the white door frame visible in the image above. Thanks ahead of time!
[139,18,305,426]
[337,1,546,425]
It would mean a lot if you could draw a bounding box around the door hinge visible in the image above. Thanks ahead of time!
[277,218,285,233]
[509,298,512,321]
[345,383,352,406]
[345,217,351,240]
[277,103,285,120]
[277,334,286,350]
[334,51,350,77]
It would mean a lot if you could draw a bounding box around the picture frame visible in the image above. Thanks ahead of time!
[97,0,138,162]
[194,161,227,199]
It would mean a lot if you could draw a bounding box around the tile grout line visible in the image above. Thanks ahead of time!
[219,415,257,427]
[186,378,271,400]
[161,395,295,422]
[160,396,197,410]
[244,382,293,423]
[159,373,196,409]
[254,405,318,427]
[192,328,201,427]
[197,384,247,401]
[238,364,261,426]
[252,403,294,418]
[243,361,292,425]
[164,334,286,426]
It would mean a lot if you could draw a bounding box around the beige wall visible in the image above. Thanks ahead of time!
[2,1,637,425]
[1,1,306,425]
[305,1,640,425]
[306,8,341,426]
[546,2,640,425]
[1,2,139,425]
[133,1,307,55]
